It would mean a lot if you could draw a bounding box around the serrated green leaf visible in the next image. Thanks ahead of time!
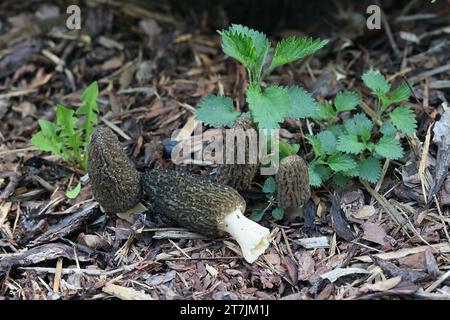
[77,81,99,115]
[389,106,417,135]
[77,81,99,141]
[374,135,404,160]
[336,134,365,154]
[247,84,290,129]
[56,105,76,137]
[332,172,350,187]
[353,113,373,133]
[263,176,276,193]
[362,70,391,95]
[250,209,265,222]
[334,91,360,112]
[327,154,357,172]
[308,163,323,187]
[306,135,323,156]
[328,124,345,137]
[195,95,241,127]
[380,121,397,136]
[317,130,336,155]
[228,24,271,77]
[272,207,285,220]
[343,113,373,137]
[38,119,60,137]
[342,164,360,177]
[218,28,257,68]
[312,101,336,122]
[286,85,319,119]
[358,157,382,183]
[65,181,81,199]
[343,117,359,135]
[316,164,331,181]
[270,37,328,70]
[388,83,411,104]
[31,131,62,156]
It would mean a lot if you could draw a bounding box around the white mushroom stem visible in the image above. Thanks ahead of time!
[223,209,271,263]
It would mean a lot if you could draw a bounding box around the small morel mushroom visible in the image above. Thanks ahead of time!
[142,169,270,263]
[275,155,311,220]
[216,116,258,191]
[88,127,142,213]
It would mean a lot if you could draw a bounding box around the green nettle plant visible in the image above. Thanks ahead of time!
[195,24,328,140]
[307,71,417,187]
[195,25,417,199]
[31,81,99,171]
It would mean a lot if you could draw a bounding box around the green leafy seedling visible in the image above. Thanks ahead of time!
[32,82,99,171]
[307,71,416,187]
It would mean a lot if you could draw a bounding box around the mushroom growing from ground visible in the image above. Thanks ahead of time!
[216,116,258,191]
[142,169,270,263]
[88,126,142,214]
[275,155,311,220]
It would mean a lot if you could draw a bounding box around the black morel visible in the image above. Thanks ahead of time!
[88,127,142,213]
[142,169,270,263]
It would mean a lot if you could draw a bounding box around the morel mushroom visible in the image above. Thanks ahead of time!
[88,126,142,213]
[216,116,258,191]
[142,169,270,263]
[275,155,311,220]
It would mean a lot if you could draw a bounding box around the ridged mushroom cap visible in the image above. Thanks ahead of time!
[142,169,246,237]
[275,155,311,209]
[88,126,142,213]
[217,115,258,191]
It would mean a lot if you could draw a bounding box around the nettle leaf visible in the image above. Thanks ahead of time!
[270,37,329,70]
[380,121,397,136]
[353,113,373,133]
[328,124,345,137]
[316,164,331,180]
[327,154,357,172]
[286,85,319,119]
[336,134,365,154]
[306,135,322,156]
[343,113,373,136]
[389,83,411,104]
[362,70,391,95]
[358,157,382,183]
[228,24,270,74]
[342,164,360,177]
[272,207,285,220]
[247,84,290,129]
[389,106,417,135]
[375,135,404,160]
[195,95,241,128]
[308,163,330,187]
[262,176,276,193]
[332,172,350,187]
[312,101,335,122]
[218,28,256,68]
[334,91,360,112]
[317,130,336,155]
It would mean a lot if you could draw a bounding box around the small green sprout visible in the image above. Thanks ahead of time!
[31,82,99,170]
